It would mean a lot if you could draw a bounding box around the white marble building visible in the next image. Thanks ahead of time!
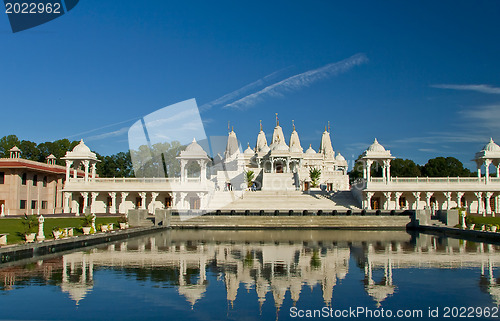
[352,138,500,215]
[62,118,349,214]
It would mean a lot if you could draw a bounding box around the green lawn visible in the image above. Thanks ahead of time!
[467,216,500,226]
[0,217,119,245]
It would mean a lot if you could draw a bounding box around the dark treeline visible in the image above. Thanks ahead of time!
[349,156,477,181]
[1,135,478,180]
[0,135,134,178]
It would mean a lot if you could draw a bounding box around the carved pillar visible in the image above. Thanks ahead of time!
[91,163,97,180]
[150,192,159,214]
[64,192,71,214]
[485,192,493,215]
[475,192,483,216]
[83,160,90,182]
[120,192,129,214]
[200,162,207,182]
[81,192,89,214]
[91,192,99,213]
[365,192,374,210]
[65,160,73,182]
[139,192,147,210]
[197,192,205,209]
[412,192,421,210]
[180,160,186,183]
[425,192,433,209]
[394,192,403,210]
[366,160,373,181]
[485,160,492,183]
[385,159,391,182]
[383,192,391,210]
[109,192,116,214]
[444,192,452,210]
[456,192,464,209]
[179,192,187,209]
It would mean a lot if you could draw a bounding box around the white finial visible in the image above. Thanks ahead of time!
[192,137,197,143]
[374,138,378,143]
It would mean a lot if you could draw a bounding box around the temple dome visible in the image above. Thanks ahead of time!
[336,153,346,161]
[185,138,205,153]
[483,138,500,152]
[305,144,316,154]
[244,144,254,155]
[367,138,386,153]
[72,140,92,154]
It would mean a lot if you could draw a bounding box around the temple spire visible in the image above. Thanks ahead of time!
[292,120,295,131]
[260,120,262,131]
[328,121,330,133]
[276,113,279,126]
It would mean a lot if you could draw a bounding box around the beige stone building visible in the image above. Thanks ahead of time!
[0,146,82,216]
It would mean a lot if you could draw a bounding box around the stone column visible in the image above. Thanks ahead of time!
[485,160,492,183]
[444,192,452,210]
[385,160,391,182]
[200,162,207,182]
[81,192,89,214]
[412,192,421,210]
[109,192,116,214]
[485,192,493,215]
[91,163,97,180]
[120,192,129,214]
[197,192,205,209]
[139,192,147,210]
[180,161,186,183]
[456,192,464,209]
[425,192,433,209]
[64,192,71,214]
[65,160,73,182]
[179,192,187,209]
[394,192,403,210]
[150,192,159,214]
[366,160,373,181]
[91,192,99,213]
[83,160,90,182]
[475,192,483,216]
[497,165,500,179]
[383,192,391,210]
[365,192,374,210]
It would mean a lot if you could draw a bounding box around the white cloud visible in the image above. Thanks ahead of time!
[431,84,500,94]
[224,54,368,110]
[459,104,500,129]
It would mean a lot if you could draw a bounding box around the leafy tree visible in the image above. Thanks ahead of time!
[421,157,473,177]
[390,158,422,177]
[19,140,41,161]
[0,135,21,158]
[37,139,79,165]
[129,141,184,178]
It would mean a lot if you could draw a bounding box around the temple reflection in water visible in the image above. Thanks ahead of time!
[2,230,500,311]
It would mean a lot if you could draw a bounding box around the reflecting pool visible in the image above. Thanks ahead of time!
[1,230,500,320]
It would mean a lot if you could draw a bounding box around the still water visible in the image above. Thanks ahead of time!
[1,230,499,320]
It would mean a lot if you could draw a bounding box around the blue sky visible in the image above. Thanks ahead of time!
[1,0,499,169]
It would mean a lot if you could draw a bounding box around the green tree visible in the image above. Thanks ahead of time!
[0,135,21,158]
[421,157,473,177]
[37,139,79,165]
[390,158,422,177]
[245,170,255,188]
[19,140,41,161]
[309,167,321,187]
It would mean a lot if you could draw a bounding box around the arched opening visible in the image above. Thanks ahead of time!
[187,161,201,178]
[275,160,285,173]
[190,197,200,210]
[371,197,381,210]
[165,194,172,208]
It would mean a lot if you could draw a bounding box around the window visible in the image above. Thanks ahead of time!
[41,201,47,210]
[43,176,47,187]
[21,173,27,185]
[0,172,4,184]
[33,175,38,186]
[20,200,26,209]
[31,200,37,209]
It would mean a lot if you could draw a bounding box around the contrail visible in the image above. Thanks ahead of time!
[431,84,500,94]
[199,66,292,111]
[224,53,368,110]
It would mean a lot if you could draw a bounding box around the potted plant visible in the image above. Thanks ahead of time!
[81,214,94,235]
[465,216,475,230]
[22,215,38,243]
[245,170,255,190]
[118,215,128,229]
[52,226,63,239]
[100,223,108,232]
[107,223,114,231]
[491,224,498,232]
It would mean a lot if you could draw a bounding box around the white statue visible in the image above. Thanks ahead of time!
[37,215,45,241]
